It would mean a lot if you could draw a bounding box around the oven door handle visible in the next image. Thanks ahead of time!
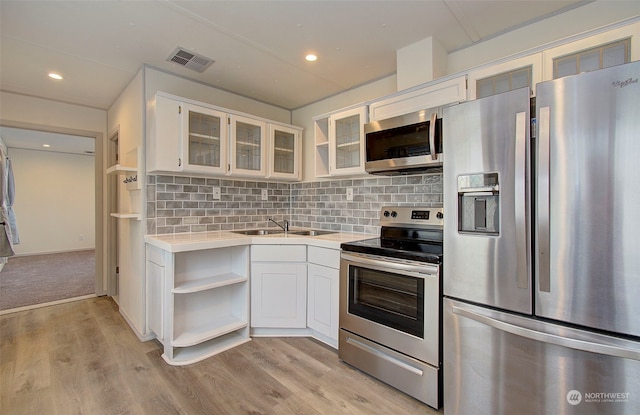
[341,252,437,276]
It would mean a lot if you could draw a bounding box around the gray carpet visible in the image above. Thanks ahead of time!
[0,250,95,310]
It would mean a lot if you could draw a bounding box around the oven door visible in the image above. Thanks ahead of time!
[339,252,440,365]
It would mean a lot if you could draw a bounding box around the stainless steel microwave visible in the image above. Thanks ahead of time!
[364,109,442,175]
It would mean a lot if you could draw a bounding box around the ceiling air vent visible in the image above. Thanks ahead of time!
[167,47,214,73]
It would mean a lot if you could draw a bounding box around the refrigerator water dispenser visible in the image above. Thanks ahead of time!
[457,173,499,235]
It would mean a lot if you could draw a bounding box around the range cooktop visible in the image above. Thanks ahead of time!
[341,206,443,264]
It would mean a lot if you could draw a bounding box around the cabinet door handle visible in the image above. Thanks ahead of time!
[178,158,182,167]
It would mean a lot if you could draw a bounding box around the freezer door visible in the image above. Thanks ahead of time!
[444,298,640,415]
[536,61,640,337]
[443,87,532,314]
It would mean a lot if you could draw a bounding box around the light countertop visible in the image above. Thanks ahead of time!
[145,229,374,253]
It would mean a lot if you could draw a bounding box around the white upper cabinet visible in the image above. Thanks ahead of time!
[148,92,301,180]
[147,94,182,173]
[181,103,228,175]
[315,105,367,177]
[542,22,640,81]
[467,54,542,99]
[148,94,227,175]
[368,76,467,122]
[229,114,267,177]
[267,123,302,181]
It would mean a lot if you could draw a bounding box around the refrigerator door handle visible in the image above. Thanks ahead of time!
[537,106,551,292]
[429,112,438,161]
[514,111,529,289]
[452,304,640,361]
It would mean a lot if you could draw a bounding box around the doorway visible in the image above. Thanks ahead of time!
[0,124,105,313]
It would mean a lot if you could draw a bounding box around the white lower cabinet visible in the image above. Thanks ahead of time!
[146,243,251,366]
[307,246,341,346]
[250,245,307,328]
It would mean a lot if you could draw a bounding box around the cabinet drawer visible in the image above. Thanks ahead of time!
[251,245,306,262]
[308,246,340,269]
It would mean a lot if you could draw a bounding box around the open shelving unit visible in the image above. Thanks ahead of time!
[107,147,141,220]
[147,244,251,366]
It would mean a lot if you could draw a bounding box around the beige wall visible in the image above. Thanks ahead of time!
[8,147,95,255]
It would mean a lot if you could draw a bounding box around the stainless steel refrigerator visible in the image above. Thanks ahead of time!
[442,61,640,415]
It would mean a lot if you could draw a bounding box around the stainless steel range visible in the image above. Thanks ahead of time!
[339,206,443,408]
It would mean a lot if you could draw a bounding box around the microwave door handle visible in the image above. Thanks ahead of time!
[429,112,437,161]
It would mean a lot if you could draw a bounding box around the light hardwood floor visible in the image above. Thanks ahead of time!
[1,297,443,415]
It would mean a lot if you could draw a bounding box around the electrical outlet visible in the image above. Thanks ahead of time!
[212,186,221,200]
[346,187,354,201]
[261,189,268,201]
[79,235,84,241]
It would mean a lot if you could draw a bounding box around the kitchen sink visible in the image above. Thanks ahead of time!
[231,229,336,236]
[287,229,336,236]
[232,229,285,235]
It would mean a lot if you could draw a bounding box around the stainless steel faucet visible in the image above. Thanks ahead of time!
[269,218,289,232]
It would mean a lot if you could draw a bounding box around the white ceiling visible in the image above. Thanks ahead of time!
[0,0,592,112]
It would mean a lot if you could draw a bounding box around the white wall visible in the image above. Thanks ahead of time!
[8,147,95,255]
[107,69,148,338]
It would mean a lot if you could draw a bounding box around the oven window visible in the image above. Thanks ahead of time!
[348,265,424,338]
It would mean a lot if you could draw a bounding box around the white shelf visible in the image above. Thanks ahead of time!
[173,273,247,294]
[125,180,141,191]
[106,164,137,175]
[166,331,251,366]
[172,315,247,347]
[236,140,260,148]
[110,213,141,220]
[189,133,221,141]
[336,141,360,149]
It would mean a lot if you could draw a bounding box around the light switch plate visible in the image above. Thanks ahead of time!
[261,189,268,201]
[346,187,354,201]
[212,187,221,200]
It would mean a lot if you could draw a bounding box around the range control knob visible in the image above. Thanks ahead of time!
[436,212,444,219]
[383,210,391,217]
[391,211,398,218]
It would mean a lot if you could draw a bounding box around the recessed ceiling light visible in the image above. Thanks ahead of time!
[305,54,318,62]
[48,73,63,80]
[43,144,51,148]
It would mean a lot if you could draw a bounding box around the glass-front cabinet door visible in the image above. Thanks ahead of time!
[181,103,228,175]
[329,107,366,176]
[230,114,267,177]
[268,124,301,180]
